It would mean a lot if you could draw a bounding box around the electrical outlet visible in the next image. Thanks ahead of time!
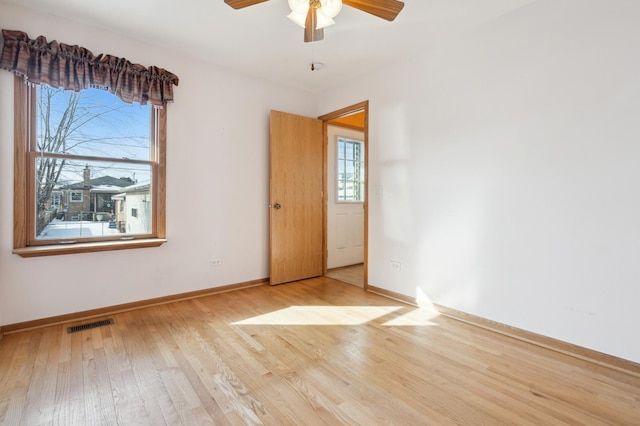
[210,258,222,267]
[390,260,401,272]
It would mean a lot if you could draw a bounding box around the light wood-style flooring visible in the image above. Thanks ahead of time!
[325,264,364,287]
[1,277,639,425]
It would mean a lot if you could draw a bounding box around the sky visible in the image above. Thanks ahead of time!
[37,85,152,186]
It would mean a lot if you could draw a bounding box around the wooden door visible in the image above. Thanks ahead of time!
[269,110,324,285]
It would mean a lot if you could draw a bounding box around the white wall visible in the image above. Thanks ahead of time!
[0,4,315,325]
[317,0,640,363]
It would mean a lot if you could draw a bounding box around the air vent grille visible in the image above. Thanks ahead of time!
[67,318,114,334]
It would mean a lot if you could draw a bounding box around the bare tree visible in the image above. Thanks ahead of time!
[35,87,78,232]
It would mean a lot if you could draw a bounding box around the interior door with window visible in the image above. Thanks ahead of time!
[269,110,324,285]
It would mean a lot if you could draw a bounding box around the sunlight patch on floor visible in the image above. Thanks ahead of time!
[416,286,440,314]
[381,308,439,326]
[233,305,439,326]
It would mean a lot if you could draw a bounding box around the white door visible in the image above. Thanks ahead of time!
[327,125,365,269]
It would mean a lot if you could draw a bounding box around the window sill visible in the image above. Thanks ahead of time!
[13,238,167,258]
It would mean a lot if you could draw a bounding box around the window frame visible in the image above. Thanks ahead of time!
[335,136,365,204]
[51,193,61,208]
[69,191,83,203]
[13,76,167,257]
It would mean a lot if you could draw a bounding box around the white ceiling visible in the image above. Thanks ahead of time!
[6,0,534,93]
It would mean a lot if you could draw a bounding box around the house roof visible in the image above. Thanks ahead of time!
[112,182,152,199]
[63,176,136,190]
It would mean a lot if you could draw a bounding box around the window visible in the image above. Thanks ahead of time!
[50,193,61,209]
[3,30,176,257]
[336,137,365,202]
[70,191,83,203]
[13,77,167,257]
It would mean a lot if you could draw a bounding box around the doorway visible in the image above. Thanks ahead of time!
[319,102,368,289]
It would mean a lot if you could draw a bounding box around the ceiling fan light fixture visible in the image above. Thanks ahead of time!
[288,0,341,33]
[288,0,309,14]
[315,13,335,29]
[287,11,308,28]
[319,0,342,19]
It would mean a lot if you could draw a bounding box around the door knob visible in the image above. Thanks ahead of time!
[273,203,282,210]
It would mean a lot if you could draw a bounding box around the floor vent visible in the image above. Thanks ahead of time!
[67,318,114,334]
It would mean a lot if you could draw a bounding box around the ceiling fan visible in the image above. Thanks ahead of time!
[224,0,405,42]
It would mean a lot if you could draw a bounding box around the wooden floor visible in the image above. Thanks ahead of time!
[325,264,364,287]
[1,277,639,425]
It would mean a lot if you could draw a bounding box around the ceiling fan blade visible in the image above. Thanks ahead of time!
[342,0,404,21]
[304,8,324,43]
[224,0,270,9]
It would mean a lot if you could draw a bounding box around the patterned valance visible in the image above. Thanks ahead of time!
[0,29,179,107]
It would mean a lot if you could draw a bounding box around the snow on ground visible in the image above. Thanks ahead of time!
[39,219,121,239]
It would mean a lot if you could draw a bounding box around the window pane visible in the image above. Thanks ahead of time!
[345,143,353,160]
[345,161,354,176]
[336,137,365,203]
[35,158,152,240]
[36,85,151,161]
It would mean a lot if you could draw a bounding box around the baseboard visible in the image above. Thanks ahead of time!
[1,278,269,335]
[367,284,640,379]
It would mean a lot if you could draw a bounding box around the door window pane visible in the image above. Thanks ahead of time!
[336,138,365,202]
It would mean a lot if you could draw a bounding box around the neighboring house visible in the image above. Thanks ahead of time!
[112,182,152,234]
[56,165,136,222]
